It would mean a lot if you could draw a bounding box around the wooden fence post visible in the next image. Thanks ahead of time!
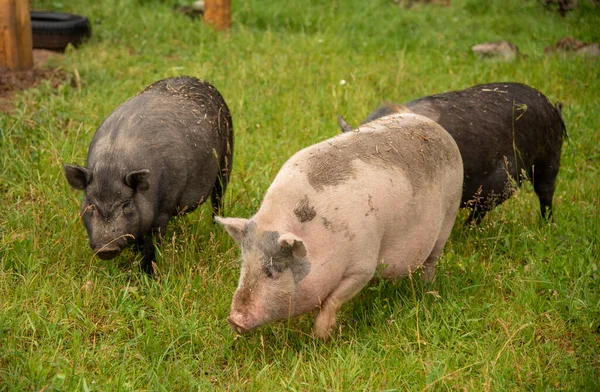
[0,0,33,70]
[204,0,231,31]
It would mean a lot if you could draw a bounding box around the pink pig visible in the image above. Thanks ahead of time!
[217,112,463,339]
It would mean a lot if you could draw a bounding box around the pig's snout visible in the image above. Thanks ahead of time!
[227,310,254,334]
[92,244,122,260]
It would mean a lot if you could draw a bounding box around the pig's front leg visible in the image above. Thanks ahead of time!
[313,270,374,339]
[138,234,156,274]
[139,215,170,274]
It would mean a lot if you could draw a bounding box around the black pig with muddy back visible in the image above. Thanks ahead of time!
[64,76,233,273]
[338,82,567,224]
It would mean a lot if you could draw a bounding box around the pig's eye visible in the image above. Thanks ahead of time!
[263,265,282,279]
[85,202,96,216]
[262,263,275,279]
[122,200,134,215]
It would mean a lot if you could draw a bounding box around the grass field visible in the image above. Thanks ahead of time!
[1,0,599,390]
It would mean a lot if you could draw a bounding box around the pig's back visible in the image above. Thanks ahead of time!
[285,113,460,194]
[406,82,565,153]
[258,113,462,278]
[88,77,231,166]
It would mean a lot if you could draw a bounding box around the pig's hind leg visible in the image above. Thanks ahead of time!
[421,242,442,282]
[530,160,559,220]
[422,210,457,282]
[313,269,375,339]
[464,207,487,226]
[210,171,228,217]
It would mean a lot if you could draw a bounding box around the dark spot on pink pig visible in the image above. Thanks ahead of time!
[365,194,379,216]
[241,221,311,284]
[321,216,355,241]
[294,195,317,223]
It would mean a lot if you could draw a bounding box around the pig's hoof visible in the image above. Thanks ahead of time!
[420,267,436,283]
[313,323,335,340]
[140,260,156,275]
[313,329,334,340]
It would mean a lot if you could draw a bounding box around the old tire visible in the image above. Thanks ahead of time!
[31,11,91,52]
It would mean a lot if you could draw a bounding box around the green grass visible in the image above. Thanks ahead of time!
[1,0,599,390]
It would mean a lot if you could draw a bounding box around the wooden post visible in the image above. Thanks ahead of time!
[204,0,231,31]
[0,0,33,70]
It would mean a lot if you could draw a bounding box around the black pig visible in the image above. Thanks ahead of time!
[64,76,233,273]
[339,82,566,224]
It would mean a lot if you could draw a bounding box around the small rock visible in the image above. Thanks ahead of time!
[575,43,600,57]
[192,1,205,12]
[544,36,600,57]
[472,41,519,60]
[173,2,204,18]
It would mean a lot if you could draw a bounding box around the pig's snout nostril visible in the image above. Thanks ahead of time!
[93,245,121,260]
[227,314,250,334]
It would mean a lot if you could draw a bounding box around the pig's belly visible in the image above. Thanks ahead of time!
[375,218,441,279]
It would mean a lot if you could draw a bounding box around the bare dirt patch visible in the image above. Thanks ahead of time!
[544,36,600,57]
[0,49,69,112]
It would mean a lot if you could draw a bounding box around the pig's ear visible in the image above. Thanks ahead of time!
[64,164,92,190]
[337,115,354,133]
[279,233,307,259]
[387,103,412,114]
[124,169,150,191]
[215,217,248,243]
